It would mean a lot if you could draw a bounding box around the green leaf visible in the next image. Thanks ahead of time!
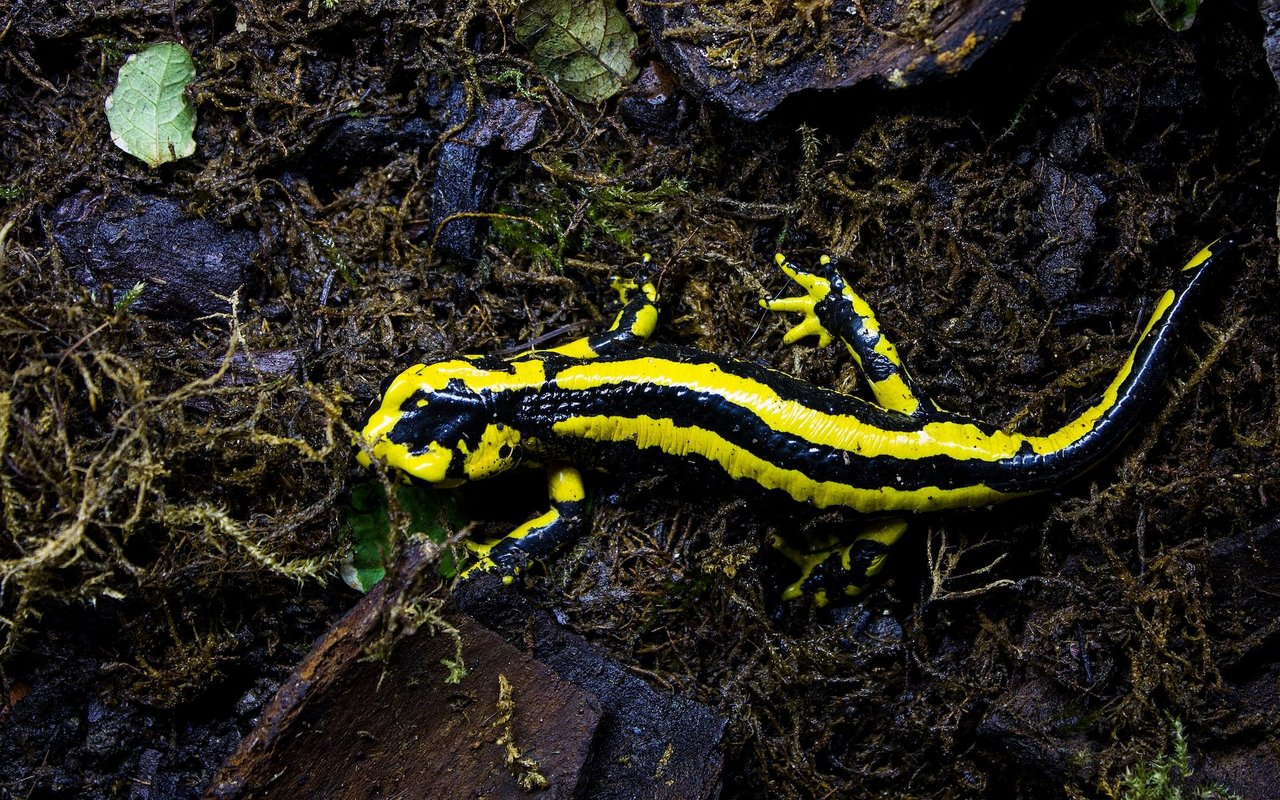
[514,0,638,103]
[105,42,197,167]
[341,481,461,592]
[1149,0,1198,31]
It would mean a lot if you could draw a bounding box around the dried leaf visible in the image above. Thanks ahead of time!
[515,0,638,103]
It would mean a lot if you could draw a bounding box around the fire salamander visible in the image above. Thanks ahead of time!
[358,240,1233,604]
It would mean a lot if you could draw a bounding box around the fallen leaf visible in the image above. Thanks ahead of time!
[515,0,638,103]
[105,42,197,167]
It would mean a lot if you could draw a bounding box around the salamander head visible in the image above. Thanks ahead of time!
[358,362,523,486]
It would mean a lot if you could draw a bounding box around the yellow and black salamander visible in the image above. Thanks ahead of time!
[358,240,1234,603]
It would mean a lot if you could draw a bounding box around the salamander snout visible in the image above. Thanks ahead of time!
[359,369,521,486]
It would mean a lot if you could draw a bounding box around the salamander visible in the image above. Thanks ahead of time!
[358,240,1233,603]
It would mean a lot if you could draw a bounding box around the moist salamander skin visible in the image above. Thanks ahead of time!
[359,241,1234,603]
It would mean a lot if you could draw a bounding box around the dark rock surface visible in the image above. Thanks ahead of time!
[52,193,257,320]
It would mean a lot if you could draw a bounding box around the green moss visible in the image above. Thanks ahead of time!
[492,172,684,269]
[1111,718,1241,800]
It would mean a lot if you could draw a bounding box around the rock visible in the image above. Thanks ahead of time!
[303,115,438,195]
[977,671,1097,787]
[620,62,688,134]
[1261,0,1280,92]
[644,0,1026,121]
[429,86,545,264]
[455,575,728,800]
[52,193,257,320]
[221,349,303,386]
[1033,161,1105,308]
[306,114,437,173]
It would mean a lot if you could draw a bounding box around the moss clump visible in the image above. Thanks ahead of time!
[1108,718,1241,800]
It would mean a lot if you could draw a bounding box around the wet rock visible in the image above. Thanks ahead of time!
[644,0,1026,121]
[219,349,303,386]
[456,575,727,800]
[306,114,437,174]
[232,678,279,721]
[1033,162,1106,308]
[431,124,487,261]
[1208,518,1280,671]
[430,86,546,264]
[471,98,545,152]
[129,749,164,800]
[619,62,688,134]
[302,114,438,196]
[52,193,257,320]
[977,671,1097,787]
[976,519,1280,799]
[1202,517,1280,799]
[1259,0,1280,92]
[1202,728,1280,800]
[258,300,291,323]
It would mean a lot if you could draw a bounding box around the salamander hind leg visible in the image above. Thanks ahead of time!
[762,253,936,417]
[548,254,660,359]
[772,518,910,606]
[461,465,588,583]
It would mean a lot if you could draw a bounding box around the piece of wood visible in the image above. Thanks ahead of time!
[207,542,602,800]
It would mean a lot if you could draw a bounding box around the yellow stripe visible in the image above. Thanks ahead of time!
[631,304,659,337]
[549,338,599,358]
[551,414,1015,511]
[838,284,921,416]
[1181,244,1214,271]
[363,359,545,422]
[546,302,658,358]
[554,359,1034,462]
[772,535,832,601]
[462,506,563,578]
[1025,289,1174,454]
[360,438,457,483]
[548,465,586,502]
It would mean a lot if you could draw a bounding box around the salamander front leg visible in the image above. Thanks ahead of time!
[763,253,937,417]
[773,518,909,605]
[548,255,660,359]
[461,465,588,582]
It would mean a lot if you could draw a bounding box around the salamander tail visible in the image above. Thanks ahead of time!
[1017,237,1237,486]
